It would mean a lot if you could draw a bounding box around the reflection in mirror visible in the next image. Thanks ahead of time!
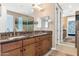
[19,16,34,32]
[0,4,1,16]
[26,17,34,32]
[27,20,34,31]
[6,15,14,32]
[15,16,23,32]
[23,16,27,32]
[35,16,50,30]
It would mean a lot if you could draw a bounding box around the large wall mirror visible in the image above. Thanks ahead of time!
[0,4,1,16]
[7,10,34,32]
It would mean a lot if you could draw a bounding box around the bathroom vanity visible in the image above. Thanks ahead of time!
[0,31,52,56]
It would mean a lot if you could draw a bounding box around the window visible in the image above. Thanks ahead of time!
[17,16,23,32]
[6,15,14,32]
[67,16,75,36]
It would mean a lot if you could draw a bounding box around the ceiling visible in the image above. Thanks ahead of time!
[3,3,79,17]
[59,3,79,16]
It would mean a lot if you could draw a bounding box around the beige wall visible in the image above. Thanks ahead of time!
[63,16,67,30]
[34,3,55,31]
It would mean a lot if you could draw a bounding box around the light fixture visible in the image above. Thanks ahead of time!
[32,4,43,11]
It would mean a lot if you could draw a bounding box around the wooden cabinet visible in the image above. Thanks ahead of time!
[0,45,1,55]
[23,44,35,56]
[42,38,49,54]
[35,34,52,56]
[35,37,42,55]
[48,38,52,49]
[22,38,36,56]
[41,34,52,55]
[1,40,22,56]
[35,42,43,56]
[0,33,52,56]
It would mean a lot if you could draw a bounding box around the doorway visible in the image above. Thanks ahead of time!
[62,16,76,47]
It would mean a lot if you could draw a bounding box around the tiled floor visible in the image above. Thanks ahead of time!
[46,50,73,56]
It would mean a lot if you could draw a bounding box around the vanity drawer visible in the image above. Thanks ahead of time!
[1,40,22,52]
[23,38,35,46]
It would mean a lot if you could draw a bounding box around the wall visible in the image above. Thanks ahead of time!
[34,3,55,31]
[63,16,67,30]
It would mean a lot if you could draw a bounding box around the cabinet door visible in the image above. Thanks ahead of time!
[48,34,52,48]
[47,38,52,50]
[35,42,43,56]
[2,48,22,56]
[23,44,35,56]
[2,40,22,52]
[42,39,49,54]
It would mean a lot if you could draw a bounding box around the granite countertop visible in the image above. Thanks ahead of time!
[0,32,48,44]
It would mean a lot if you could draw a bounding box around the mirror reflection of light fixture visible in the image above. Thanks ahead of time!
[32,4,43,11]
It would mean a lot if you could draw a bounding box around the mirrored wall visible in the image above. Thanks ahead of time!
[7,10,34,32]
